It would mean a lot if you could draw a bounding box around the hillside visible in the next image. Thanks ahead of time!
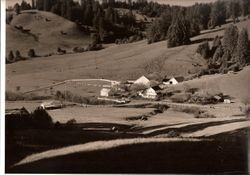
[7,10,91,56]
[169,65,250,102]
[6,19,250,98]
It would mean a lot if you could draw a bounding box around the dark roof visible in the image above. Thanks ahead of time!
[174,76,185,82]
[162,78,170,82]
[152,85,162,91]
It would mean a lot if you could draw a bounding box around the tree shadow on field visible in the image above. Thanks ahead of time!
[190,37,214,45]
[200,27,225,35]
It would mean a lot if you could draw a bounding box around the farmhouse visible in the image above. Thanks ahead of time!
[134,76,150,86]
[100,88,111,97]
[138,87,157,99]
[163,76,184,85]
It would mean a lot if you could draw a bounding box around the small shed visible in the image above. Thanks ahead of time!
[100,88,111,97]
[224,99,231,104]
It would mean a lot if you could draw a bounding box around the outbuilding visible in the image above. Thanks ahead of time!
[138,87,157,99]
[100,88,111,97]
[163,76,184,85]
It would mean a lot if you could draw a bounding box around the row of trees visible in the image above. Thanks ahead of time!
[197,25,249,74]
[147,0,250,47]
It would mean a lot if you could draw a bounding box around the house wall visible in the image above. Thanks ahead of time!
[100,88,110,97]
[163,78,178,85]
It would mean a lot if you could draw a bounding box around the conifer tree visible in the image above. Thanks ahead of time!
[167,12,190,48]
[209,0,226,28]
[236,28,249,66]
[223,24,239,59]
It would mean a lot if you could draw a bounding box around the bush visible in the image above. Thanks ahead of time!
[7,50,15,63]
[6,91,51,101]
[194,111,216,118]
[28,49,36,57]
[130,83,149,92]
[170,93,191,103]
[172,106,201,115]
[243,106,250,118]
[15,50,22,60]
[73,47,85,53]
[57,47,66,54]
[30,108,53,129]
[186,88,199,94]
[87,44,103,51]
[196,41,210,59]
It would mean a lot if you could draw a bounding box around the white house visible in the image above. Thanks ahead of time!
[134,76,150,86]
[138,87,157,99]
[163,76,184,85]
[100,88,111,97]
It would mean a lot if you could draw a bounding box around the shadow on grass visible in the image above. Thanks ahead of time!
[200,27,225,35]
[5,123,140,169]
[147,118,248,136]
[9,135,248,173]
[190,37,214,45]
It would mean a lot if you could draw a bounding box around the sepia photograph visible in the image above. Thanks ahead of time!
[3,0,250,173]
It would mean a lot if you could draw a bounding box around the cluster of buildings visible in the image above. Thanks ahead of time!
[100,75,185,100]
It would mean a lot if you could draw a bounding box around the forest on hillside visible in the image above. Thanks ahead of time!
[6,0,250,72]
[8,0,250,46]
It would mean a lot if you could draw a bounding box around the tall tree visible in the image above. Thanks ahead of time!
[14,3,21,15]
[236,28,249,66]
[229,1,240,23]
[32,0,35,9]
[146,20,162,43]
[209,0,226,28]
[241,0,249,17]
[66,0,73,20]
[167,11,190,48]
[223,24,239,59]
[36,0,43,10]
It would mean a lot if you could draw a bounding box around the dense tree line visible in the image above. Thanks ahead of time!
[197,24,250,74]
[147,0,249,47]
[11,0,250,47]
[34,0,138,43]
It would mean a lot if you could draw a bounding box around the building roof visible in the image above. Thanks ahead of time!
[134,76,150,85]
[173,76,184,82]
[152,85,162,91]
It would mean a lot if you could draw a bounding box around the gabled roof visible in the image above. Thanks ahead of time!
[163,78,170,82]
[134,76,150,85]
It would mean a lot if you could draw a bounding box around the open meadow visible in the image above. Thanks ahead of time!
[5,0,250,173]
